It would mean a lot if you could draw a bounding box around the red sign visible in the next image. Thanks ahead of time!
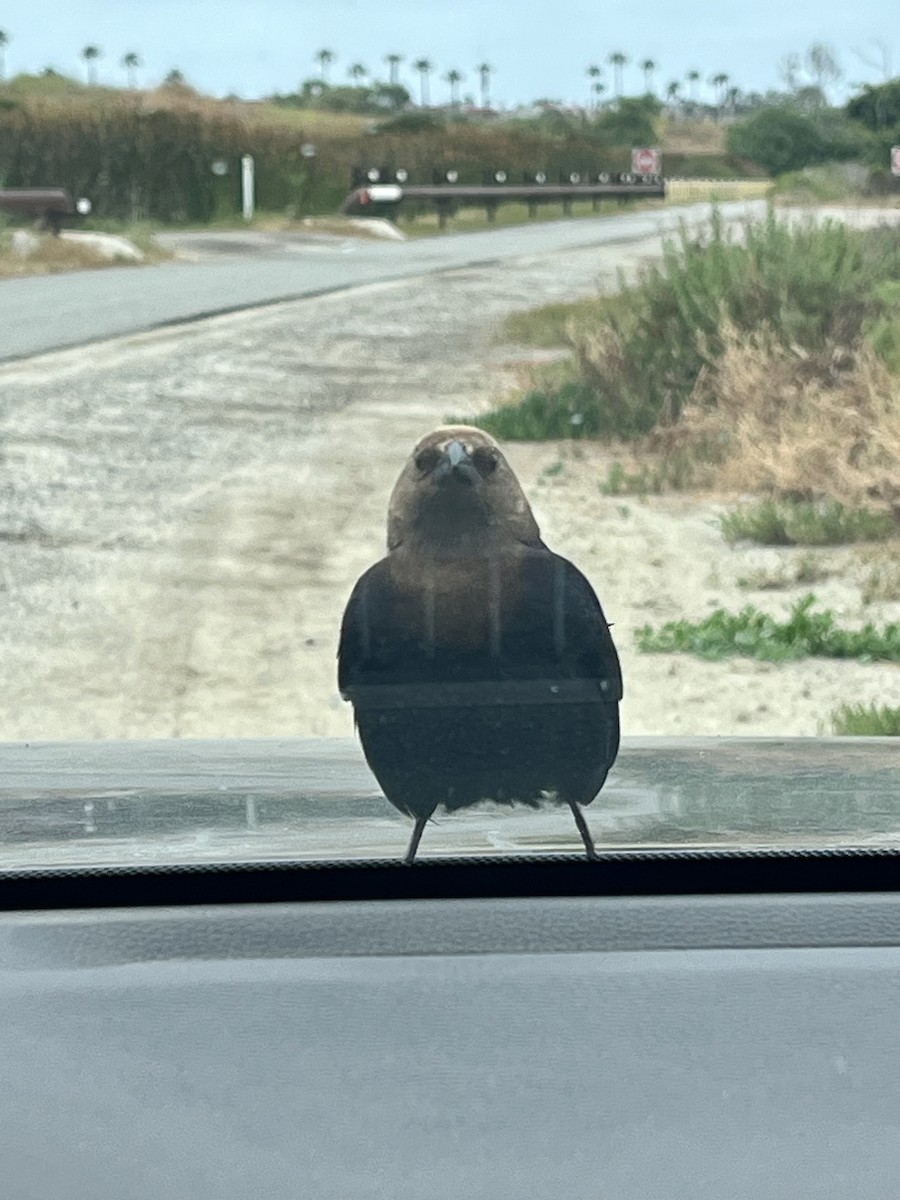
[892,146,900,177]
[631,147,662,174]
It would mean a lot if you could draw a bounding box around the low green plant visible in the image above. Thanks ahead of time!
[635,593,900,663]
[831,703,900,736]
[599,456,698,495]
[498,296,613,349]
[477,379,598,441]
[720,499,896,546]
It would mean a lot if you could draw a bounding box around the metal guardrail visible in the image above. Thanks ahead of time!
[340,175,666,227]
[0,188,90,233]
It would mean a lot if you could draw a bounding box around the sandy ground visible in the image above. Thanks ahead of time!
[1,226,899,742]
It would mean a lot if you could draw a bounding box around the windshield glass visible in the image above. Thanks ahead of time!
[1,3,899,868]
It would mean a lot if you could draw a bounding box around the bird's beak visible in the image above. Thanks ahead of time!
[434,440,478,484]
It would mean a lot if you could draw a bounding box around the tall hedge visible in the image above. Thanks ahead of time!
[0,94,759,222]
[0,100,317,221]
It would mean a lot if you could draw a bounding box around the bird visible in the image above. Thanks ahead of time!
[338,425,622,863]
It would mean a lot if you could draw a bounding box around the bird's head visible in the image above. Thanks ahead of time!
[387,425,542,553]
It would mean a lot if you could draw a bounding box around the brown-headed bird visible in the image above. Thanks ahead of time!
[338,425,622,863]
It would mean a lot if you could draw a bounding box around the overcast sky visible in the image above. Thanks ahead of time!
[1,0,896,105]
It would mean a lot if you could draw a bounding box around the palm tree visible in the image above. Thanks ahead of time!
[640,58,656,94]
[413,57,432,106]
[385,53,402,85]
[665,79,681,114]
[81,44,102,86]
[348,62,367,85]
[686,68,700,103]
[710,72,729,114]
[122,51,141,89]
[0,29,10,82]
[476,62,492,108]
[607,51,628,98]
[586,63,601,106]
[315,48,335,83]
[592,81,607,109]
[444,68,463,108]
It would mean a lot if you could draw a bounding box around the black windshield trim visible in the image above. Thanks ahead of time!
[0,846,899,911]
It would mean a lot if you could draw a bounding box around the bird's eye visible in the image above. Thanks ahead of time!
[415,447,440,473]
[473,447,499,475]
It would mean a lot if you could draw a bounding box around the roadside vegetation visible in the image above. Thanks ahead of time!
[0,220,169,277]
[831,703,900,736]
[0,73,756,226]
[484,208,900,540]
[635,595,900,664]
[719,500,896,547]
[485,193,900,723]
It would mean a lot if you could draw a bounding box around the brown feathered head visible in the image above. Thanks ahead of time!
[387,425,543,553]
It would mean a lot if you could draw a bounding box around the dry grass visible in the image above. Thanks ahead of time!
[0,230,166,278]
[659,117,728,155]
[738,554,835,590]
[649,324,900,516]
[856,547,900,604]
[665,179,773,203]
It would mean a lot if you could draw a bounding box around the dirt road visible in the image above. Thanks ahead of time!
[1,225,897,741]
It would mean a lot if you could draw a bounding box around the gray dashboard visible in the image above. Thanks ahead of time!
[3,894,900,1200]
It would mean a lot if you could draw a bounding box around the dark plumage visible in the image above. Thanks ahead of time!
[338,425,622,862]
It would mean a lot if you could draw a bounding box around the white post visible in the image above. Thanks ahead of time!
[241,154,255,222]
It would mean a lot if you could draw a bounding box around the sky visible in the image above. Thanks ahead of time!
[0,0,896,106]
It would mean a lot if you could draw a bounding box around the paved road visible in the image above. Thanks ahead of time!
[0,201,765,361]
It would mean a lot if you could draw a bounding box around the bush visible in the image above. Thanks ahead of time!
[726,107,827,175]
[846,80,900,131]
[482,212,900,467]
[593,96,662,147]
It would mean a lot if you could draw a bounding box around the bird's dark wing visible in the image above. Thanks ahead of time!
[339,549,621,698]
[526,548,623,699]
[338,558,407,695]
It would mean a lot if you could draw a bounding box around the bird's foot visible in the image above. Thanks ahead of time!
[403,815,430,865]
[568,801,599,862]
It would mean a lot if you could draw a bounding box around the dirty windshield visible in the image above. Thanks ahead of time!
[1,2,899,867]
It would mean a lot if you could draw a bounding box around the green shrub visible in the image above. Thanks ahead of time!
[481,210,900,444]
[831,703,900,736]
[720,499,897,546]
[846,80,900,132]
[636,594,900,663]
[592,95,661,146]
[726,107,828,175]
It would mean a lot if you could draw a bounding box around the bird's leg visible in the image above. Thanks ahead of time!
[403,815,430,865]
[568,801,599,862]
